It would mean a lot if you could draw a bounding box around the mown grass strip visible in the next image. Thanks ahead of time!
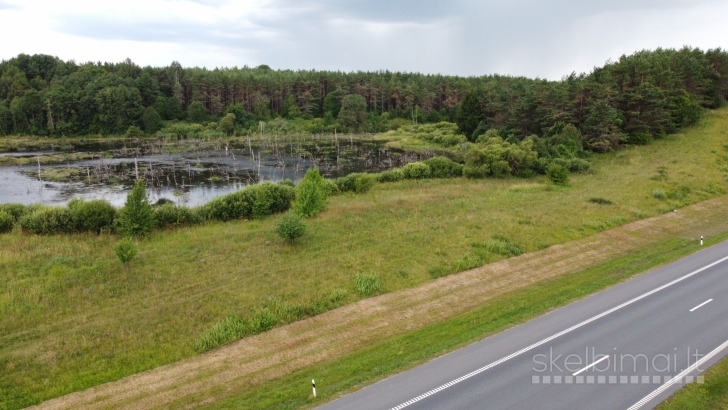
[195,233,728,409]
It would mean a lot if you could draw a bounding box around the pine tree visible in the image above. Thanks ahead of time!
[117,180,156,237]
[456,90,483,141]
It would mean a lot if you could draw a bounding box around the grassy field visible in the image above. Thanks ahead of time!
[2,108,728,409]
[203,232,728,409]
[658,355,728,409]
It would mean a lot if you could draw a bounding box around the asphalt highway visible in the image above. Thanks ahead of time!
[318,239,728,410]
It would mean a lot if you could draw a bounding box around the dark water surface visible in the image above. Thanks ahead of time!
[0,136,426,206]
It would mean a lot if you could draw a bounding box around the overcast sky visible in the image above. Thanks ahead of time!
[1,0,726,79]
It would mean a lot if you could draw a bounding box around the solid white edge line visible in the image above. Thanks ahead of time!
[572,355,610,376]
[387,254,728,410]
[689,298,713,312]
[626,339,728,410]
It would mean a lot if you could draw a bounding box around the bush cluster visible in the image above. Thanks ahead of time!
[155,204,201,229]
[399,122,468,147]
[402,162,432,179]
[335,172,376,193]
[424,156,463,178]
[200,182,295,221]
[69,199,117,233]
[0,210,13,233]
[16,199,119,235]
[375,169,405,182]
[464,136,538,178]
[19,207,76,235]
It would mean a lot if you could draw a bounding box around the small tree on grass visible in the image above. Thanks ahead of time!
[117,179,156,237]
[275,212,306,244]
[114,237,138,267]
[294,168,328,217]
[546,164,569,185]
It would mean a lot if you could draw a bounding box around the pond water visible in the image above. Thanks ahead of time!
[0,136,428,206]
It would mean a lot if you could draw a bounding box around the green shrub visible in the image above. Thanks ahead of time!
[628,132,654,145]
[114,238,138,264]
[353,173,375,193]
[155,204,199,228]
[253,182,295,219]
[546,164,569,185]
[0,203,26,221]
[278,178,295,187]
[376,169,405,183]
[336,173,375,193]
[652,189,667,200]
[322,179,340,196]
[200,182,294,221]
[72,199,117,233]
[551,157,591,173]
[0,210,14,233]
[353,274,382,295]
[193,315,248,352]
[402,122,467,147]
[117,180,157,237]
[402,162,431,179]
[424,156,463,178]
[249,309,277,333]
[588,197,613,205]
[294,168,328,218]
[275,212,306,243]
[463,164,489,179]
[568,158,591,173]
[124,125,144,138]
[19,207,75,235]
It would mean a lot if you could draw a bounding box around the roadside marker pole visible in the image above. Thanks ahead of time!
[312,379,316,398]
[701,236,704,246]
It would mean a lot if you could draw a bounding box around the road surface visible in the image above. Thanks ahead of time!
[319,240,728,410]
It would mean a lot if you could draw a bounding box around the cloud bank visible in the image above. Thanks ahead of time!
[1,0,726,79]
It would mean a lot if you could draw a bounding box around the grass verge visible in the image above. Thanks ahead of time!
[201,233,728,409]
[658,356,728,409]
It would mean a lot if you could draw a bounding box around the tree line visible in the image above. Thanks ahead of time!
[0,47,726,151]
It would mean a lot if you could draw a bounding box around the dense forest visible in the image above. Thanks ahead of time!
[1,47,727,152]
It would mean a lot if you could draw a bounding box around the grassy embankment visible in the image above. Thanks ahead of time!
[2,108,728,409]
[658,356,728,409]
[204,231,728,409]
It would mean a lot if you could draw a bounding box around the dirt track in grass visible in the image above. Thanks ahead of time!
[30,195,728,410]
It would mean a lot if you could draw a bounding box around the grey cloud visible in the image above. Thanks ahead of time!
[47,0,727,78]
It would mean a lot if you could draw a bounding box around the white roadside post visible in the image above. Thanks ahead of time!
[701,236,704,246]
[312,379,316,398]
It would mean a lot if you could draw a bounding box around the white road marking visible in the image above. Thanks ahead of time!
[626,339,728,410]
[387,254,728,410]
[690,298,713,312]
[572,355,610,376]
